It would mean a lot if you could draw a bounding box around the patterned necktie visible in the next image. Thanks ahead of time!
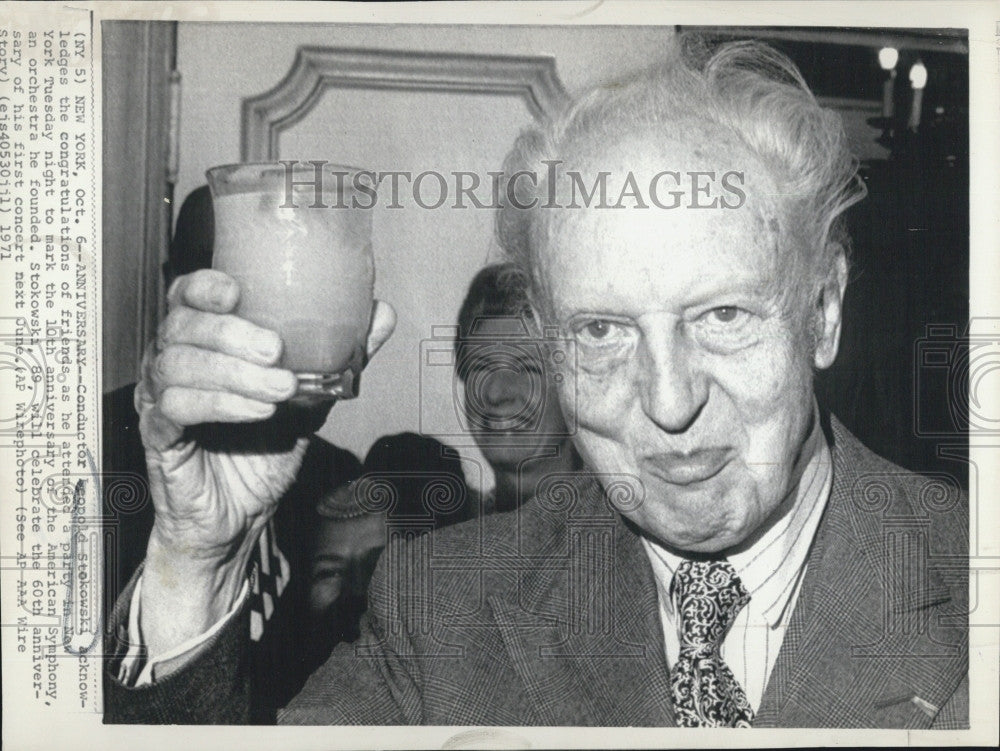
[669,559,754,727]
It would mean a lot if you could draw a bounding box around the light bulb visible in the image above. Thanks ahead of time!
[909,61,928,90]
[878,47,899,71]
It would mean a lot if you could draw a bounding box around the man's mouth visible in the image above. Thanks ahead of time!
[642,448,733,486]
[474,412,535,433]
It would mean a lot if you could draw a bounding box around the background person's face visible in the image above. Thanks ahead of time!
[307,508,386,616]
[461,317,569,470]
[540,136,841,553]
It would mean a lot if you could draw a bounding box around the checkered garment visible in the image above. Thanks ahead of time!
[248,520,290,642]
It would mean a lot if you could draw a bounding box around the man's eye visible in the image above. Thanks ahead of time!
[710,306,740,323]
[691,306,760,352]
[312,567,345,582]
[584,320,614,339]
[572,319,632,351]
[570,318,635,370]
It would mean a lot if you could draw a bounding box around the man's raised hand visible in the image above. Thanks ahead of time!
[133,269,395,654]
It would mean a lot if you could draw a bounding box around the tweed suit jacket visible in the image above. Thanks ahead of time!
[104,415,968,727]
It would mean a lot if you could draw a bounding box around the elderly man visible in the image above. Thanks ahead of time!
[105,40,967,728]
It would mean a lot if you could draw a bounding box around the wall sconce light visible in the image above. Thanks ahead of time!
[908,60,928,130]
[878,47,900,119]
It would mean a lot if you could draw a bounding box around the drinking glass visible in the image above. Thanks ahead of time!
[206,161,375,398]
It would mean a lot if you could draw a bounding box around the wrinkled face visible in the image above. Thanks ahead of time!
[538,136,842,553]
[460,317,569,470]
[307,507,386,616]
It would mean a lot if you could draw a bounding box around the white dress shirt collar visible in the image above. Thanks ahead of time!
[643,406,833,628]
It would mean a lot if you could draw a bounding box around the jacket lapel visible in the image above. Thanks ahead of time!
[489,475,674,726]
[755,416,967,727]
[489,417,965,728]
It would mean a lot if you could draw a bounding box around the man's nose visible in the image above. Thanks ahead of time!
[481,370,521,407]
[637,323,709,433]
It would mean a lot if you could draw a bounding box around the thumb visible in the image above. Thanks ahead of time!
[365,300,397,361]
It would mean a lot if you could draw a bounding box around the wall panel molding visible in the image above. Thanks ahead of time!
[240,47,570,161]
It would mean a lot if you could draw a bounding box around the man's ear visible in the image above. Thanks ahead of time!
[813,244,848,370]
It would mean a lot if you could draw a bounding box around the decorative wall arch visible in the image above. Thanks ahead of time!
[240,46,570,161]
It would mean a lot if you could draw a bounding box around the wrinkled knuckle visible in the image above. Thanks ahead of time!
[149,352,168,387]
[133,378,153,412]
[153,347,183,387]
[165,275,186,307]
[206,390,228,412]
[158,387,186,423]
[170,345,204,383]
[140,340,158,372]
[160,307,194,349]
[209,313,234,346]
[155,316,174,350]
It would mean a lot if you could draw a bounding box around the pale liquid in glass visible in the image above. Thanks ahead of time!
[212,190,374,375]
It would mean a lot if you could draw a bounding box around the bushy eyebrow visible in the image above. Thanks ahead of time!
[544,242,795,324]
[557,283,782,323]
[682,281,783,312]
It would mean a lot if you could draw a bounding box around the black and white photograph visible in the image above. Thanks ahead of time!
[4,2,997,747]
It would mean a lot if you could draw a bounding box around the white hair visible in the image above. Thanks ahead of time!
[497,35,867,308]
